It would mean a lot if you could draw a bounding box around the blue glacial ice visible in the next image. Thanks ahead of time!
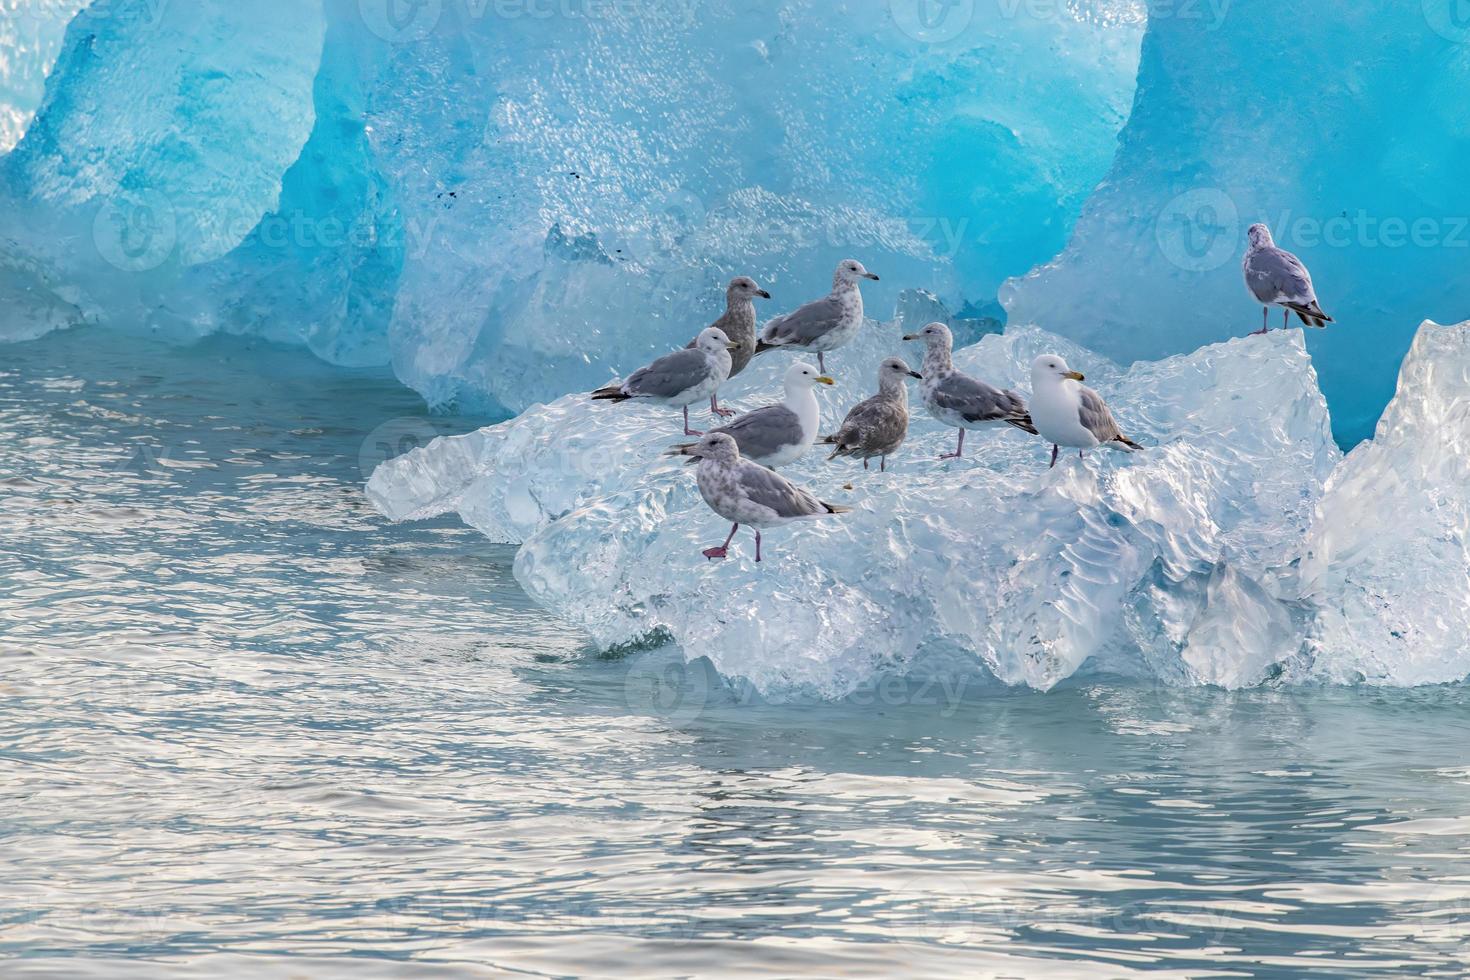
[1001,0,1470,446]
[0,0,1142,412]
[0,0,87,153]
[370,307,1345,695]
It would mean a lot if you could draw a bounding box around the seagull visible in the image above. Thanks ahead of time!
[591,327,737,436]
[669,361,832,469]
[903,322,1036,459]
[685,276,771,417]
[821,356,921,472]
[1242,223,1333,334]
[665,432,851,563]
[755,258,879,373]
[1029,354,1142,468]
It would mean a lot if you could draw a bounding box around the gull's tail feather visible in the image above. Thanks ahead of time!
[821,501,852,514]
[1286,301,1332,328]
[754,339,779,355]
[1005,413,1039,435]
[591,384,629,401]
[1114,434,1144,451]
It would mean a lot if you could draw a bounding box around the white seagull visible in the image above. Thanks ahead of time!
[669,361,833,469]
[1029,354,1142,468]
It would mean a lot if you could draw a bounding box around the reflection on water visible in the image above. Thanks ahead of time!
[3,329,1470,977]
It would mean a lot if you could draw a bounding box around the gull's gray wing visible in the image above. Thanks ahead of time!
[624,348,711,398]
[932,373,1029,424]
[760,294,845,347]
[1077,385,1137,448]
[1244,245,1317,304]
[831,395,907,455]
[736,460,828,518]
[713,405,803,460]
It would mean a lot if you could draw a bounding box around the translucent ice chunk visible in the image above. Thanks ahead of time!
[462,327,1336,696]
[1299,320,1470,685]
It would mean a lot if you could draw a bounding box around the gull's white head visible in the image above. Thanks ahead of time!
[834,258,880,286]
[696,326,738,354]
[727,276,771,303]
[1247,223,1274,248]
[1031,353,1085,385]
[901,321,952,350]
[785,361,835,391]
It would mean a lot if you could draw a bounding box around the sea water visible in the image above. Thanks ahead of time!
[4,329,1470,977]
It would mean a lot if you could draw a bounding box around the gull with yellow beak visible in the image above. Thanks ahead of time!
[669,362,833,469]
[1029,353,1142,468]
[591,326,739,436]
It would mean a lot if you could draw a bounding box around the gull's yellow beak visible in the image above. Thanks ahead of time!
[901,333,919,341]
[1064,370,1085,382]
[726,341,740,350]
[815,376,835,386]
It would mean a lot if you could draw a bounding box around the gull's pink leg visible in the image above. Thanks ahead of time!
[683,406,703,437]
[1079,450,1085,460]
[863,458,869,470]
[710,394,735,418]
[1283,308,1290,330]
[817,352,827,374]
[754,529,762,563]
[703,523,738,560]
[1251,307,1269,336]
[939,429,965,460]
[1049,444,1059,468]
[880,456,886,472]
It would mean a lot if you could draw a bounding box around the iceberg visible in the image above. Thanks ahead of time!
[0,0,1142,413]
[0,0,87,153]
[1001,1,1470,446]
[1297,320,1470,685]
[371,317,1339,695]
